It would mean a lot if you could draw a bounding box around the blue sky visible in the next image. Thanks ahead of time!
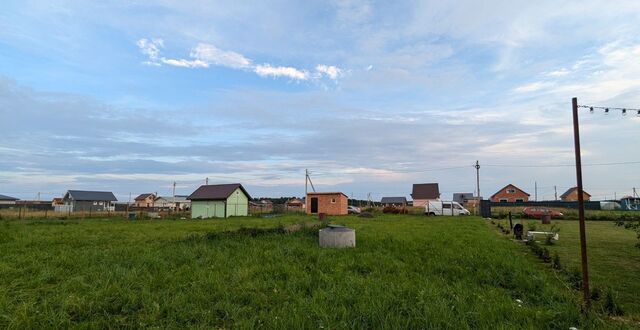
[1,0,640,202]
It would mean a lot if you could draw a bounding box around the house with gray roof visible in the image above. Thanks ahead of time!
[380,197,407,207]
[0,194,19,205]
[154,195,191,211]
[61,190,117,212]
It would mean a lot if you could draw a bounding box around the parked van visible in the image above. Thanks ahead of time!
[424,200,470,216]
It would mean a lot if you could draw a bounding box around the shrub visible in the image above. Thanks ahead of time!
[527,222,537,232]
[544,234,554,246]
[541,248,551,263]
[567,268,582,291]
[590,287,602,301]
[382,206,400,214]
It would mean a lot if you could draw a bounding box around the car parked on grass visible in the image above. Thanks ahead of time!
[522,207,563,219]
[348,205,361,214]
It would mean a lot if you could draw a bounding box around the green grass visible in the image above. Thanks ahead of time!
[0,215,630,328]
[494,218,640,323]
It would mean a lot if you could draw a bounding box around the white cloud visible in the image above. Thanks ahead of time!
[136,39,341,82]
[254,64,309,80]
[315,64,343,80]
[513,81,555,93]
[190,43,252,69]
[547,68,570,77]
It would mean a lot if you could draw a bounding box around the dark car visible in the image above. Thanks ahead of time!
[522,207,563,219]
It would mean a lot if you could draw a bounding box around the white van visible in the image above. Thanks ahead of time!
[425,200,470,216]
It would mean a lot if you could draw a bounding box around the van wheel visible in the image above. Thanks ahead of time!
[426,212,435,216]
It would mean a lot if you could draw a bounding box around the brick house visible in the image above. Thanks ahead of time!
[306,192,348,215]
[284,198,305,211]
[490,184,530,202]
[411,183,440,207]
[560,187,591,202]
[134,193,156,208]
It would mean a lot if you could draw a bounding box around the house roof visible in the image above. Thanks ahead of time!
[306,192,348,197]
[134,193,155,201]
[490,184,530,198]
[0,194,18,201]
[411,183,440,199]
[381,197,407,204]
[65,190,117,201]
[285,198,304,205]
[560,187,591,199]
[155,195,190,203]
[188,183,251,201]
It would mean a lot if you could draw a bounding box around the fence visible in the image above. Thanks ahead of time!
[490,200,602,210]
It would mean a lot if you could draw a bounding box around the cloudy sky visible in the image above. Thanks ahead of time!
[1,1,640,202]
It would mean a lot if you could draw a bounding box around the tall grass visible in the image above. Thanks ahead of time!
[0,215,627,328]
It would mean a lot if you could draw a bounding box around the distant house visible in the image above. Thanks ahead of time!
[284,198,305,211]
[250,199,273,214]
[380,197,407,207]
[560,187,591,202]
[61,190,117,212]
[0,194,18,205]
[188,183,251,218]
[411,183,440,207]
[306,192,348,215]
[490,184,530,203]
[154,195,190,211]
[51,198,64,207]
[134,193,156,208]
[453,193,475,204]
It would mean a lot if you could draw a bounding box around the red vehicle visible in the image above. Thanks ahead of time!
[522,207,563,219]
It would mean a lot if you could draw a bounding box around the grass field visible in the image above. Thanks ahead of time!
[0,215,634,328]
[492,217,640,323]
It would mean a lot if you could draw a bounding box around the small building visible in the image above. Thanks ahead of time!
[61,190,117,212]
[51,197,64,207]
[380,197,407,207]
[0,194,18,205]
[306,192,348,215]
[134,193,156,208]
[284,198,305,211]
[560,187,591,202]
[490,184,530,203]
[453,193,475,204]
[188,183,251,218]
[620,196,640,211]
[250,199,273,214]
[411,183,440,207]
[154,195,191,211]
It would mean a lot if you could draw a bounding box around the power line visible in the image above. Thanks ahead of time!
[578,104,640,115]
[483,161,640,168]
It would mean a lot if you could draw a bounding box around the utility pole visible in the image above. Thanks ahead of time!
[172,181,176,212]
[475,160,481,199]
[305,169,308,196]
[554,186,558,201]
[572,97,591,311]
[634,187,638,198]
[205,177,209,185]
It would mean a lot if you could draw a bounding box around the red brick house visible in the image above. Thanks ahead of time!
[560,187,591,202]
[306,192,348,215]
[490,184,530,202]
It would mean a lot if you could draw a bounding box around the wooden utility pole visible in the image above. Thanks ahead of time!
[475,160,481,199]
[554,186,558,201]
[572,97,591,311]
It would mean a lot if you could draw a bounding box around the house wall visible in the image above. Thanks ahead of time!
[490,187,530,202]
[305,193,348,215]
[412,199,439,207]
[0,201,16,205]
[191,200,226,218]
[71,200,113,212]
[226,188,249,217]
[135,196,155,208]
[561,190,591,202]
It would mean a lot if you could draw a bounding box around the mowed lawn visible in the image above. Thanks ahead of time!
[500,218,640,322]
[0,215,627,328]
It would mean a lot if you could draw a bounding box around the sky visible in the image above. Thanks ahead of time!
[1,0,640,202]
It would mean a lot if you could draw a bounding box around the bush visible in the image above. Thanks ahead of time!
[541,248,551,263]
[567,269,582,291]
[590,287,602,301]
[544,234,554,246]
[527,222,537,231]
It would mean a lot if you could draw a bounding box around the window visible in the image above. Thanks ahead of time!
[331,198,336,204]
[442,203,451,209]
[454,204,462,210]
[93,201,98,205]
[515,199,524,203]
[499,198,508,202]
[99,201,104,205]
[506,189,516,194]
